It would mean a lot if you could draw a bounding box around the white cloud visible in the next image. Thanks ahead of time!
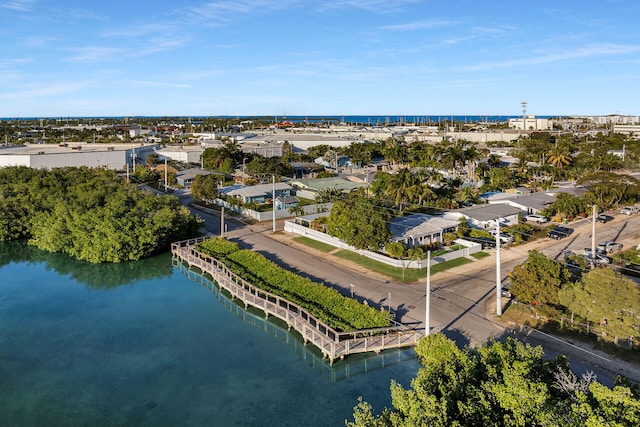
[381,19,458,31]
[0,0,37,12]
[123,80,192,89]
[66,46,128,63]
[183,0,290,25]
[317,0,419,13]
[102,23,176,39]
[459,43,640,71]
[0,82,91,100]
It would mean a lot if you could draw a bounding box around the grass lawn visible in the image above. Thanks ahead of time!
[333,250,473,282]
[471,251,490,260]
[293,236,336,253]
[501,302,640,364]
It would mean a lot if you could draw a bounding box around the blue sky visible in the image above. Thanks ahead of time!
[1,0,639,117]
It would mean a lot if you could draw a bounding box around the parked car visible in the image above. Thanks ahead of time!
[465,237,496,249]
[621,206,639,215]
[583,247,607,260]
[501,286,512,298]
[590,253,611,265]
[598,241,623,253]
[548,226,574,240]
[596,214,614,223]
[489,230,514,244]
[524,214,548,224]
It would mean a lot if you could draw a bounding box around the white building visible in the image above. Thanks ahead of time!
[613,125,640,135]
[0,143,157,170]
[508,116,552,131]
[388,214,459,248]
[155,146,204,164]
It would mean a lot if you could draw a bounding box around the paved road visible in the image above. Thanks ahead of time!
[183,198,640,386]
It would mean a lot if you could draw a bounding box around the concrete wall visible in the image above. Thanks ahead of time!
[213,199,332,222]
[284,221,482,269]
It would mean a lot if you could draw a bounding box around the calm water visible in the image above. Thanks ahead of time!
[0,242,420,426]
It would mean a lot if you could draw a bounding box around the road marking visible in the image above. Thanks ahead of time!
[525,326,611,362]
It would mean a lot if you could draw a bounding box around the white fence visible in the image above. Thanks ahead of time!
[213,199,333,222]
[284,221,483,269]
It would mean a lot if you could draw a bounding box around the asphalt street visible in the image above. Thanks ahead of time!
[181,194,640,387]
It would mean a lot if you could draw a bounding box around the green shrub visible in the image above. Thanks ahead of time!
[196,237,392,331]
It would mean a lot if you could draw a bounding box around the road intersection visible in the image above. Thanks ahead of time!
[184,196,640,386]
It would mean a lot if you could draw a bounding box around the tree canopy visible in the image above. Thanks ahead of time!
[0,166,202,263]
[508,250,572,308]
[559,268,640,339]
[348,334,640,427]
[326,190,392,251]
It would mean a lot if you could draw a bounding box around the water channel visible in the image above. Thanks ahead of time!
[0,241,420,426]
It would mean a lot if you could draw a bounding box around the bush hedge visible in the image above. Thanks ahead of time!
[196,238,392,332]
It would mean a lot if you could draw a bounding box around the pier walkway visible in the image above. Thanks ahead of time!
[171,237,421,363]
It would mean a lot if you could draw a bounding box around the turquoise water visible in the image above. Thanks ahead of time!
[0,242,420,426]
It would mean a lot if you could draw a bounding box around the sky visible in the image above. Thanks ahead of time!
[1,0,639,118]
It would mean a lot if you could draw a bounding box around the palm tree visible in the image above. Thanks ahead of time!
[288,205,305,217]
[407,182,435,207]
[382,138,408,169]
[546,146,571,169]
[384,168,417,212]
[316,187,342,203]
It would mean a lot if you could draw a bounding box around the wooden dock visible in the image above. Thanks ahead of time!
[171,237,421,363]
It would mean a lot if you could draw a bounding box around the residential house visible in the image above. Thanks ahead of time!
[388,214,459,248]
[175,168,216,187]
[447,204,522,230]
[274,195,300,211]
[289,177,367,200]
[218,182,294,205]
[488,192,556,215]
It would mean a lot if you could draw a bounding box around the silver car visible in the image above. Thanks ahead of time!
[621,206,638,215]
[597,241,623,253]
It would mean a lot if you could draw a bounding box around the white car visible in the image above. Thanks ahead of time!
[621,206,638,215]
[524,214,548,224]
[598,241,623,253]
[489,229,514,244]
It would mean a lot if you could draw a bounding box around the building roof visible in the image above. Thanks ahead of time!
[389,214,459,240]
[276,195,299,204]
[0,142,150,155]
[176,168,214,181]
[290,177,367,192]
[219,182,292,198]
[452,204,523,221]
[497,192,556,211]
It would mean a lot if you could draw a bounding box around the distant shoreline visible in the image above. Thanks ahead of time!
[1,114,557,123]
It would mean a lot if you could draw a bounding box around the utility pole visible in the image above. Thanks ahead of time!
[591,205,597,262]
[242,158,247,185]
[221,207,225,238]
[496,220,502,316]
[425,250,431,335]
[164,158,168,191]
[272,175,276,233]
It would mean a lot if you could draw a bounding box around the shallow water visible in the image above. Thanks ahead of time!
[0,242,419,426]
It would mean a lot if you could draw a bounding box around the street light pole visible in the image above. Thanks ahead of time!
[272,174,276,232]
[591,205,597,262]
[425,250,431,335]
[496,220,502,316]
[242,158,247,185]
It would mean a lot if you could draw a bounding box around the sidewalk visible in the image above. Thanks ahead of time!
[263,220,640,386]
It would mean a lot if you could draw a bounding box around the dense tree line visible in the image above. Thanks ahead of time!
[509,251,640,341]
[326,189,393,251]
[0,166,202,263]
[349,334,640,426]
